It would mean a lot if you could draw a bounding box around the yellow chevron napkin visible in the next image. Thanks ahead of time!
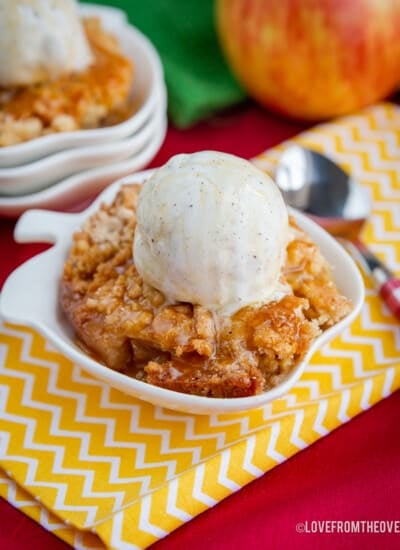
[1,103,400,550]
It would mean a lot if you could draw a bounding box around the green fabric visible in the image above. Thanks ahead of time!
[81,0,246,127]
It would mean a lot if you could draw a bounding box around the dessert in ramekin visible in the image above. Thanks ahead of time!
[60,152,353,398]
[0,1,134,147]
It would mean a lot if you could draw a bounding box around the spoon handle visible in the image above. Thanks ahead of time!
[350,240,400,320]
[380,279,400,320]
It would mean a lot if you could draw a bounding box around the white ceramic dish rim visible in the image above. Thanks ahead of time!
[79,2,129,25]
[0,84,167,195]
[0,4,164,168]
[0,118,167,217]
[0,171,365,415]
[0,81,165,185]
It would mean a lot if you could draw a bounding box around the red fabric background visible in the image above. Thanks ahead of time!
[0,102,399,549]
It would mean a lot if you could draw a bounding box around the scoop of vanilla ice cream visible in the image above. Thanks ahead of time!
[133,151,289,315]
[0,0,93,87]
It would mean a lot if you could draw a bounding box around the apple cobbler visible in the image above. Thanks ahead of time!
[0,18,134,147]
[60,183,353,398]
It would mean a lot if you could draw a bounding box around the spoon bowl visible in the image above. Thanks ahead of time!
[275,145,400,319]
[275,145,371,221]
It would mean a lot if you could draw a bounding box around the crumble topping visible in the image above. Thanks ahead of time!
[61,184,353,398]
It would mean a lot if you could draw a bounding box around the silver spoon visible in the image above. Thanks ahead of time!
[275,145,400,319]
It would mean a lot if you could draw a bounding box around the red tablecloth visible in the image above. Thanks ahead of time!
[1,102,399,550]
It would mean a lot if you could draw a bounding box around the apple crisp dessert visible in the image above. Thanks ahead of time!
[61,184,353,398]
[0,18,134,147]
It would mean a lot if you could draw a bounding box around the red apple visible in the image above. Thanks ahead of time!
[216,0,400,120]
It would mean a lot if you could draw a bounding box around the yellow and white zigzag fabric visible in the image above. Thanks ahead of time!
[1,103,400,550]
